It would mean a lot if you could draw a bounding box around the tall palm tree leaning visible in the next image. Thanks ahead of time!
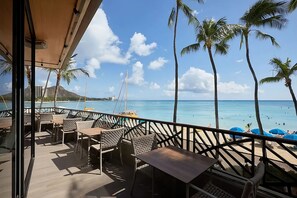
[260,58,297,115]
[181,17,234,129]
[39,68,54,111]
[168,0,203,123]
[53,55,89,108]
[235,0,287,135]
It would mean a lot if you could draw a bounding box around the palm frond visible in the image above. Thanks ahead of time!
[180,3,196,25]
[289,0,297,12]
[255,30,279,47]
[168,8,176,27]
[0,60,12,76]
[240,0,287,29]
[215,42,229,55]
[260,76,282,84]
[181,43,201,55]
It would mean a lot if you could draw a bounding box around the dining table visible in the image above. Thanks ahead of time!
[77,127,104,166]
[52,117,64,143]
[135,145,218,198]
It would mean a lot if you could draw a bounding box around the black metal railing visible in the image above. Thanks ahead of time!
[1,107,296,197]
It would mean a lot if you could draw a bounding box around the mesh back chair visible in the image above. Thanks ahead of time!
[90,127,125,174]
[61,118,82,145]
[130,133,157,196]
[24,114,31,126]
[190,161,265,198]
[38,113,53,132]
[75,120,95,153]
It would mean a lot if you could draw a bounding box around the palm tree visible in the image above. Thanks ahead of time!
[168,0,203,123]
[1,59,32,87]
[39,68,54,110]
[181,17,234,129]
[288,0,297,11]
[260,58,297,115]
[53,56,89,108]
[236,0,287,135]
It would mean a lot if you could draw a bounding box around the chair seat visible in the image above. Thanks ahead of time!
[191,182,235,198]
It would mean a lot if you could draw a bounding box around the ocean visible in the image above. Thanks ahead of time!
[1,100,296,131]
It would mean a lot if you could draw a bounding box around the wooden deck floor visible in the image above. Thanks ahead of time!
[27,132,156,198]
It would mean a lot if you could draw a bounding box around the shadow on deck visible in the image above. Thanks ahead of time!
[28,132,176,198]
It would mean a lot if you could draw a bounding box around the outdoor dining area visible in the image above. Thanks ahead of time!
[1,108,296,198]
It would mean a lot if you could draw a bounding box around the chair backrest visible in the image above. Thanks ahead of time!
[131,133,157,156]
[93,119,113,129]
[241,161,265,198]
[39,113,53,122]
[24,114,31,124]
[101,127,125,150]
[76,120,95,131]
[63,118,82,132]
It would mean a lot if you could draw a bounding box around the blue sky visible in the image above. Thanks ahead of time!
[2,0,297,100]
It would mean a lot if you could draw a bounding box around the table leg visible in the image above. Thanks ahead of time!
[186,183,189,198]
[87,137,91,165]
[152,167,155,198]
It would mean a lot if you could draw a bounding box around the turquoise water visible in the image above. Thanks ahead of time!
[1,100,296,131]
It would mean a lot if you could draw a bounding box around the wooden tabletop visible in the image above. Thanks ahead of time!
[136,146,218,184]
[78,127,104,137]
[0,117,12,129]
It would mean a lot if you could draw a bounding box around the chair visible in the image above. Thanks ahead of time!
[75,120,95,153]
[190,161,265,198]
[130,133,157,196]
[38,113,53,132]
[61,118,82,145]
[90,127,125,174]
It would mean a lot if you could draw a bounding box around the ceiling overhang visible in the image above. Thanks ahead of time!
[0,0,102,69]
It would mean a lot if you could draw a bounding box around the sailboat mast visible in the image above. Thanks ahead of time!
[125,71,128,111]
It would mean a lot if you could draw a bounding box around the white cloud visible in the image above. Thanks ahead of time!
[148,57,168,70]
[127,61,145,86]
[85,58,100,78]
[128,32,157,56]
[218,81,249,94]
[166,67,249,94]
[150,82,160,90]
[74,86,80,93]
[109,86,115,93]
[235,70,241,74]
[236,59,243,63]
[192,10,199,16]
[75,8,130,78]
[5,82,12,89]
[120,72,124,78]
[39,80,52,88]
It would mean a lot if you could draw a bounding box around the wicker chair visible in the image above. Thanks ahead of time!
[130,133,157,196]
[61,118,82,145]
[90,127,125,174]
[38,113,53,132]
[190,161,265,198]
[75,120,95,153]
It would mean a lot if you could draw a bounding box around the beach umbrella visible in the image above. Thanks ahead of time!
[229,127,245,139]
[251,128,274,137]
[283,134,297,141]
[269,128,287,135]
[251,128,261,135]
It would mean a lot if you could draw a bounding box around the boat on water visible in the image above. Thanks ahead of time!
[113,72,138,118]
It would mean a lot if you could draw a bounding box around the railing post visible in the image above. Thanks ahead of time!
[186,127,190,151]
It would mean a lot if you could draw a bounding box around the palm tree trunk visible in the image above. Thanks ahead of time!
[207,47,219,129]
[40,70,51,111]
[54,73,61,108]
[173,4,179,123]
[25,65,31,87]
[288,83,297,115]
[208,47,220,159]
[244,35,264,135]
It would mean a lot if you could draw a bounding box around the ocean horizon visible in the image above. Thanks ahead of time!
[1,99,296,132]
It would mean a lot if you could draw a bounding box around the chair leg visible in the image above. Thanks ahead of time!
[100,149,102,175]
[130,168,138,196]
[62,133,64,145]
[119,146,123,166]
